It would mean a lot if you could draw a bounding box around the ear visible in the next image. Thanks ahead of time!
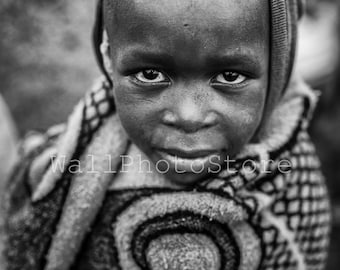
[100,30,113,77]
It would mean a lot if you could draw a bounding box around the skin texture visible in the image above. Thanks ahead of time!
[105,0,270,185]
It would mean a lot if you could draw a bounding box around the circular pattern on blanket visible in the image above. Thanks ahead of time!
[113,191,262,270]
[146,233,221,270]
[132,212,239,270]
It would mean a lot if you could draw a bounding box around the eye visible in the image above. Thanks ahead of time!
[134,69,169,84]
[213,71,247,85]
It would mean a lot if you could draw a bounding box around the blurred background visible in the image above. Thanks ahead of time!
[0,0,339,268]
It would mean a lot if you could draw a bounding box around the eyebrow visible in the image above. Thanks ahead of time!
[206,52,264,72]
[117,46,264,73]
[117,48,176,68]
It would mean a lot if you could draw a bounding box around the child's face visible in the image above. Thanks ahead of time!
[106,0,269,185]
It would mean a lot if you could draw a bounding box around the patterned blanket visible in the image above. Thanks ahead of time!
[1,77,330,270]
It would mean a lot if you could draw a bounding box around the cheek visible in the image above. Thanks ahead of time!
[113,84,159,147]
[218,89,266,151]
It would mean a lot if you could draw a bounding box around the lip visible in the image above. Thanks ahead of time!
[155,147,221,173]
[158,147,218,159]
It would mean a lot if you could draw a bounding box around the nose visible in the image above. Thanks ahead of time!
[162,90,218,133]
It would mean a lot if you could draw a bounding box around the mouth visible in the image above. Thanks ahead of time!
[154,147,221,174]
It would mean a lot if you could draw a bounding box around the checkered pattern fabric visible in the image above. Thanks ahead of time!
[198,114,330,270]
[80,78,115,146]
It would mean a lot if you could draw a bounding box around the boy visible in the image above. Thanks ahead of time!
[1,0,331,270]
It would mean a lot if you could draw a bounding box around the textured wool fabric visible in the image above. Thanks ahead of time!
[1,75,330,270]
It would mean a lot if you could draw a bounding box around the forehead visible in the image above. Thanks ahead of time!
[105,0,269,61]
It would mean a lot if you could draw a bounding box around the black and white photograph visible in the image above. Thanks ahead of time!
[0,0,339,269]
